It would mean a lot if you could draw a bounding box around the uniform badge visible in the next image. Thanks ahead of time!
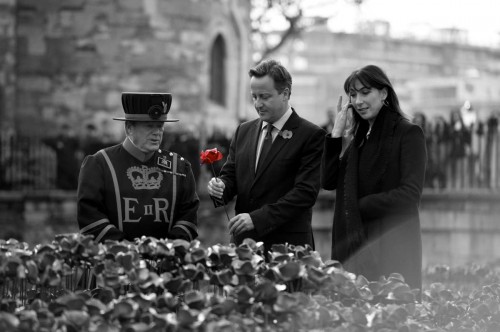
[157,156,172,170]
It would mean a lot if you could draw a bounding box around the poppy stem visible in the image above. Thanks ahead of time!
[211,163,231,222]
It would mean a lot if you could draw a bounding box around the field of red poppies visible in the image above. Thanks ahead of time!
[1,233,500,331]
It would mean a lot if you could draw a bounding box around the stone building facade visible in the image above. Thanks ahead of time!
[274,26,500,125]
[0,0,251,140]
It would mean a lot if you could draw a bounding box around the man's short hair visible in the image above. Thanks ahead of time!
[249,59,292,96]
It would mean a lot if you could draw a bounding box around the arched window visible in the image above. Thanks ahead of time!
[0,85,4,119]
[209,34,226,106]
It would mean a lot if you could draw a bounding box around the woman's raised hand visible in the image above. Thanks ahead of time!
[331,95,352,138]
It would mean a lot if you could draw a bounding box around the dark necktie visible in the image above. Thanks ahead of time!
[257,124,273,172]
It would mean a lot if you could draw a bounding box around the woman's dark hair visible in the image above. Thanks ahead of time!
[249,59,292,97]
[343,64,406,124]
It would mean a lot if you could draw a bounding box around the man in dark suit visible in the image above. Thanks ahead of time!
[207,59,325,254]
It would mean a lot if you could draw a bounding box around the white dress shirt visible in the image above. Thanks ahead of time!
[255,106,293,170]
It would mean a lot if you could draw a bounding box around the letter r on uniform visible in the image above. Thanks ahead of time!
[153,198,169,222]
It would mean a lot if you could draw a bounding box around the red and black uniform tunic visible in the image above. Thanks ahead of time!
[77,138,199,242]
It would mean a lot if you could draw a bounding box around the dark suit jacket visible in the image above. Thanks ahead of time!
[219,110,325,252]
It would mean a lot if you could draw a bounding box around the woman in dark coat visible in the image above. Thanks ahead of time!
[321,65,427,292]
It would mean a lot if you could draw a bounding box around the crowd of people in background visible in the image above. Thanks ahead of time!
[36,102,500,191]
[38,122,117,190]
[33,121,232,190]
[409,103,499,189]
[2,102,498,192]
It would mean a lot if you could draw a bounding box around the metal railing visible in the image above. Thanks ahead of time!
[423,122,500,190]
[1,124,499,191]
[0,131,57,190]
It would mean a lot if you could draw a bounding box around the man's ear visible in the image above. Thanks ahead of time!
[282,88,290,100]
[124,122,133,136]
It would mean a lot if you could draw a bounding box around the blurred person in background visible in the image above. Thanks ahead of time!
[411,112,429,133]
[77,92,199,243]
[321,107,336,133]
[163,124,201,186]
[429,115,450,189]
[412,112,433,188]
[485,111,499,187]
[460,101,484,186]
[449,108,471,188]
[42,123,81,190]
[0,124,15,189]
[460,100,477,129]
[81,122,108,157]
[321,65,426,293]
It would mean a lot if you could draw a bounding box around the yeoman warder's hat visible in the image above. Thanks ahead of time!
[113,92,179,122]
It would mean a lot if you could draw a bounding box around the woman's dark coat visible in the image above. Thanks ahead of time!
[321,107,427,291]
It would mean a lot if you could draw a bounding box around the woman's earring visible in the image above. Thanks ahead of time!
[382,99,389,106]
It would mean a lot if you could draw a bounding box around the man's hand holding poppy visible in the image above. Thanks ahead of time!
[207,177,225,198]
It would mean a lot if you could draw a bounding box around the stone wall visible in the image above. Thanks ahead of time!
[1,189,499,268]
[419,191,500,267]
[0,189,233,247]
[312,190,500,268]
[5,0,251,138]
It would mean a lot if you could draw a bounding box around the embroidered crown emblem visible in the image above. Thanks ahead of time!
[127,166,164,190]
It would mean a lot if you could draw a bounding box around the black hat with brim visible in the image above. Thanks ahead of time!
[113,92,179,122]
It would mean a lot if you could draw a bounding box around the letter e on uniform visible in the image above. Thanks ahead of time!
[123,197,141,222]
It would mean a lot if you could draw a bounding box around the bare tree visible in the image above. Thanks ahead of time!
[251,0,364,63]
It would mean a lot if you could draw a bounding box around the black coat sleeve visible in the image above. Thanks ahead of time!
[320,134,343,190]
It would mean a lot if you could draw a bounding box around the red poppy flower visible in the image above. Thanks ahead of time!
[200,148,223,165]
[201,148,229,219]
